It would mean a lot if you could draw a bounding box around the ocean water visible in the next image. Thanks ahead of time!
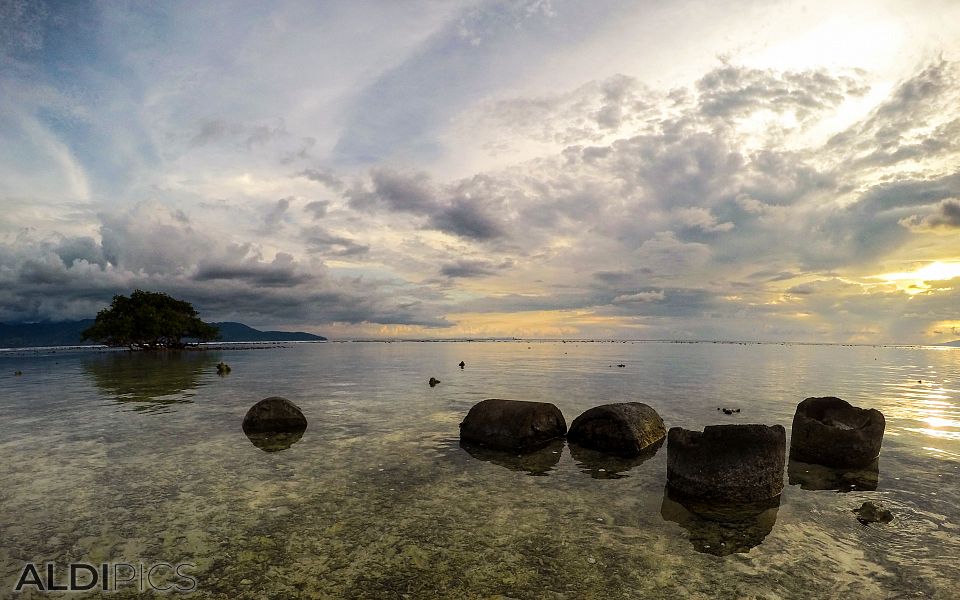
[0,341,958,599]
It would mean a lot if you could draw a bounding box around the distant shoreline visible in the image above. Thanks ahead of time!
[3,338,956,355]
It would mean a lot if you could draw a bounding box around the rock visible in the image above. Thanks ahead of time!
[14,370,23,376]
[459,361,465,368]
[216,361,231,375]
[667,424,786,502]
[428,377,441,387]
[854,501,893,524]
[789,397,885,468]
[242,397,308,434]
[459,398,567,451]
[567,402,666,457]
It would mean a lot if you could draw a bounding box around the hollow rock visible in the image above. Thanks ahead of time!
[790,397,884,468]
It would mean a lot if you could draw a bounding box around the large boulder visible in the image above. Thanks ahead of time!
[567,402,665,457]
[667,424,785,503]
[459,399,566,451]
[789,397,884,468]
[242,397,308,434]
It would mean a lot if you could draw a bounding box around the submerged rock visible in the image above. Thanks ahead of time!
[216,361,231,375]
[790,397,885,468]
[459,361,465,368]
[244,429,305,453]
[570,437,663,479]
[459,398,566,451]
[567,402,665,457]
[660,487,781,556]
[242,397,308,434]
[667,424,786,502]
[428,377,441,387]
[854,501,893,524]
[788,458,879,492]
[459,438,563,476]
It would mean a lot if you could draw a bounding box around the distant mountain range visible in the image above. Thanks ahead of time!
[943,340,960,347]
[0,320,326,348]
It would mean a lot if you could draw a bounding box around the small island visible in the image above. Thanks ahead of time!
[81,290,220,350]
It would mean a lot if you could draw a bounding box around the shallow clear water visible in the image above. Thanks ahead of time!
[1,341,958,598]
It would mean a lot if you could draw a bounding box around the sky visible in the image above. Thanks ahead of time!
[1,0,959,343]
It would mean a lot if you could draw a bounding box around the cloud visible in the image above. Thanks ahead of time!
[262,197,292,228]
[3,0,960,344]
[193,252,313,287]
[696,65,868,120]
[300,226,369,257]
[429,198,504,240]
[439,259,502,278]
[348,168,437,213]
[297,168,343,191]
[99,204,213,275]
[900,199,960,231]
[612,290,665,303]
[303,200,330,219]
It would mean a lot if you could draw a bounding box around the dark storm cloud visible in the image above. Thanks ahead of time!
[0,208,443,328]
[193,252,313,287]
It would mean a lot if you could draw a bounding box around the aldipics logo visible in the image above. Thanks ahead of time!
[13,562,197,593]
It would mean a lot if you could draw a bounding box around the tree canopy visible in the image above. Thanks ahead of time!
[82,290,220,350]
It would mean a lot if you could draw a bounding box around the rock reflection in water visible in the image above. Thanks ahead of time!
[244,429,306,452]
[82,351,218,412]
[660,487,781,556]
[459,438,563,476]
[788,457,879,492]
[569,437,663,479]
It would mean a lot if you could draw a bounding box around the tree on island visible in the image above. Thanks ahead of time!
[82,290,220,350]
